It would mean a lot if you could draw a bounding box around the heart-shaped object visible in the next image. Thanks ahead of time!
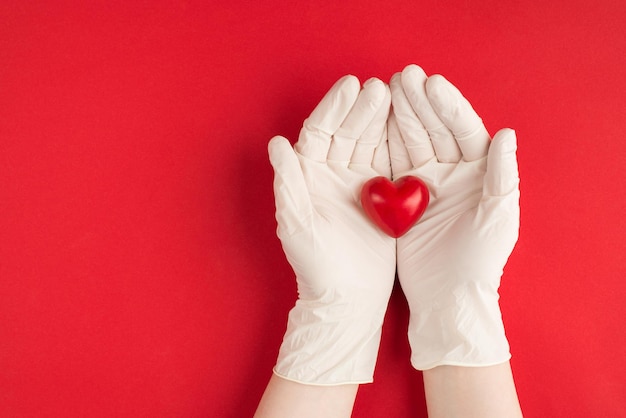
[360,176,430,238]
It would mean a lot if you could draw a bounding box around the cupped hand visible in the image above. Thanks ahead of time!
[389,65,520,369]
[269,75,397,384]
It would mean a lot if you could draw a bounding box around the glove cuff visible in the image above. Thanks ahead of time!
[274,290,388,385]
[407,281,511,370]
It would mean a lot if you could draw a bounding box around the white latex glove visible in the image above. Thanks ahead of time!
[269,75,396,385]
[389,65,520,370]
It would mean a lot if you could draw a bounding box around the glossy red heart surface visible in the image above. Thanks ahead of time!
[360,176,430,238]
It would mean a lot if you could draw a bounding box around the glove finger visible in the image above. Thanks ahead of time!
[387,112,413,178]
[483,128,519,197]
[371,131,392,178]
[328,78,387,165]
[401,65,461,163]
[426,74,490,162]
[350,81,391,169]
[390,72,435,168]
[268,136,313,235]
[296,75,361,162]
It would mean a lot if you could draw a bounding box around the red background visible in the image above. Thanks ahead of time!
[1,1,625,417]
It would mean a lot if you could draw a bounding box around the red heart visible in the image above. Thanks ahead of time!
[360,176,430,238]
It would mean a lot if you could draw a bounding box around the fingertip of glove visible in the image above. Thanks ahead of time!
[400,67,429,109]
[337,74,361,91]
[491,128,517,154]
[362,77,387,104]
[493,127,516,140]
[363,77,384,88]
[485,128,519,196]
[401,64,427,80]
[389,73,406,108]
[268,136,291,162]
[268,135,288,150]
[425,74,451,100]
[390,72,402,86]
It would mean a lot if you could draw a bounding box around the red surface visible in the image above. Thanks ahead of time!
[1,1,625,416]
[361,176,429,238]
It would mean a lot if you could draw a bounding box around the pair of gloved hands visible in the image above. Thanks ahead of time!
[269,64,520,385]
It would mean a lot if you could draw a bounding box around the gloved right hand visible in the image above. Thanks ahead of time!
[269,75,396,385]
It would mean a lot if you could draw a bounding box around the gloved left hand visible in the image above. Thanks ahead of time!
[388,65,520,370]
